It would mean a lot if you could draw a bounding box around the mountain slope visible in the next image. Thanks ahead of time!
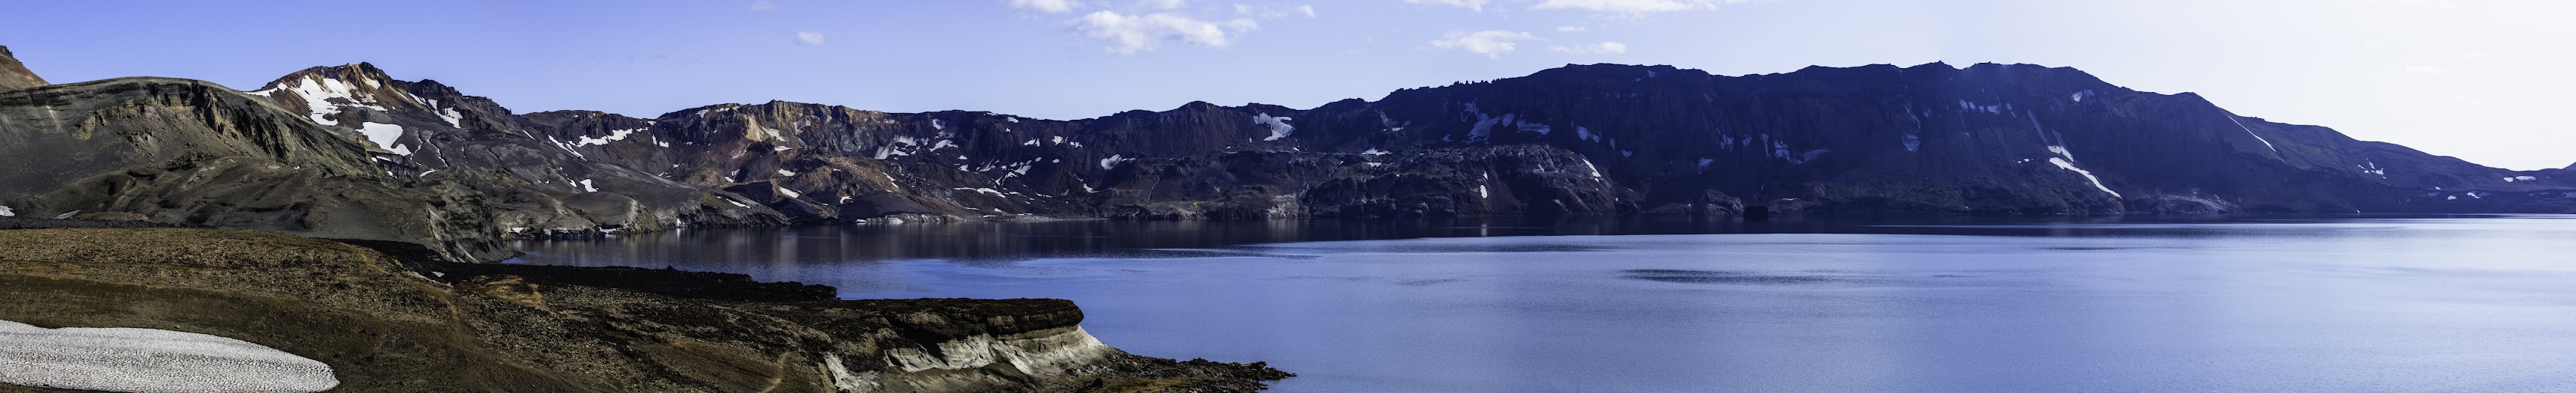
[524,63,2573,220]
[241,63,786,237]
[7,50,2571,264]
[0,76,507,261]
[0,45,43,91]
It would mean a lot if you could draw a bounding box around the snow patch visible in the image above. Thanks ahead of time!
[1361,148,1390,156]
[571,128,643,147]
[2047,157,2121,198]
[780,187,802,198]
[1099,154,1134,170]
[0,319,339,393]
[778,169,796,177]
[356,122,406,153]
[577,179,597,192]
[2223,115,2279,153]
[436,107,464,127]
[1901,132,1921,152]
[1957,99,2003,115]
[1255,113,1296,141]
[0,205,11,217]
[953,187,1005,195]
[2071,90,2095,103]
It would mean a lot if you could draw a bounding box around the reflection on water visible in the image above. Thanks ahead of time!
[508,215,2576,392]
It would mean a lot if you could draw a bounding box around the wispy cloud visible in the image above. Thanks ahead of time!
[1075,11,1260,54]
[1553,41,1626,54]
[1531,0,1751,17]
[2399,65,2445,74]
[1432,30,1540,59]
[748,0,777,11]
[1137,0,1188,9]
[1557,25,1588,33]
[1405,0,1490,12]
[1006,0,1083,13]
[795,31,827,46]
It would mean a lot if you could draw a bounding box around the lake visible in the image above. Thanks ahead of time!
[508,215,2576,392]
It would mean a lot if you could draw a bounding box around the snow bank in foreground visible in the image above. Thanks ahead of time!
[0,320,337,393]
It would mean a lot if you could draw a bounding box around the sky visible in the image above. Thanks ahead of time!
[4,0,2569,169]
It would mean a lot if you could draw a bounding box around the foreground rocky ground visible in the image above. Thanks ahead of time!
[0,224,1288,392]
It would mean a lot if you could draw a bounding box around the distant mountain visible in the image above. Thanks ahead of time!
[534,62,2576,219]
[4,44,2571,261]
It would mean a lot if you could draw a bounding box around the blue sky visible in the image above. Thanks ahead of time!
[5,0,2569,168]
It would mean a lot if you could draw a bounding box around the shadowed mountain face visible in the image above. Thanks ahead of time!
[536,63,2575,219]
[2,42,2571,261]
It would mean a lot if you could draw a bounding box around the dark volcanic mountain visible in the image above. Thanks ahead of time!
[535,63,2576,220]
[3,43,2571,261]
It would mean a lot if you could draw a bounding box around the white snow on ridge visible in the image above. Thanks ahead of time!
[0,205,12,217]
[0,320,339,393]
[1361,148,1390,156]
[1099,154,1134,170]
[1255,113,1296,141]
[356,122,408,155]
[778,169,797,177]
[577,179,598,192]
[780,187,802,198]
[2048,157,2121,198]
[2223,115,2279,153]
[2071,90,2094,103]
[571,128,643,147]
[436,107,464,127]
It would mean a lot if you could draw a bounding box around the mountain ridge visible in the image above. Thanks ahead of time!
[5,43,2572,262]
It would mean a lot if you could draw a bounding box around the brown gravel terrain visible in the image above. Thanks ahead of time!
[0,228,1287,392]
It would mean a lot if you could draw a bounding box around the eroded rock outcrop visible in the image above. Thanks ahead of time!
[0,228,1289,392]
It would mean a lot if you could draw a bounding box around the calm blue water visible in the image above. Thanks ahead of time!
[511,216,2576,392]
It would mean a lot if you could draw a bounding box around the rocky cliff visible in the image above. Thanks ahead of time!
[0,228,1288,392]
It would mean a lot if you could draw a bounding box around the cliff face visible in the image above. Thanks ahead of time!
[0,228,1288,392]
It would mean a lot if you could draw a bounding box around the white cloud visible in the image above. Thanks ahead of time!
[2400,65,2445,74]
[795,31,827,46]
[1531,0,1748,17]
[1075,11,1259,54]
[1557,25,1588,33]
[1405,0,1489,12]
[1298,4,1316,16]
[1432,30,1539,59]
[1006,0,1082,13]
[2458,52,2488,60]
[748,0,777,11]
[1553,41,1627,54]
[1138,0,1187,9]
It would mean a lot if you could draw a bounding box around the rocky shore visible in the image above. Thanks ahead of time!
[0,224,1289,392]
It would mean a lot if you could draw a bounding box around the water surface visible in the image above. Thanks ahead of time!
[510,216,2576,392]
